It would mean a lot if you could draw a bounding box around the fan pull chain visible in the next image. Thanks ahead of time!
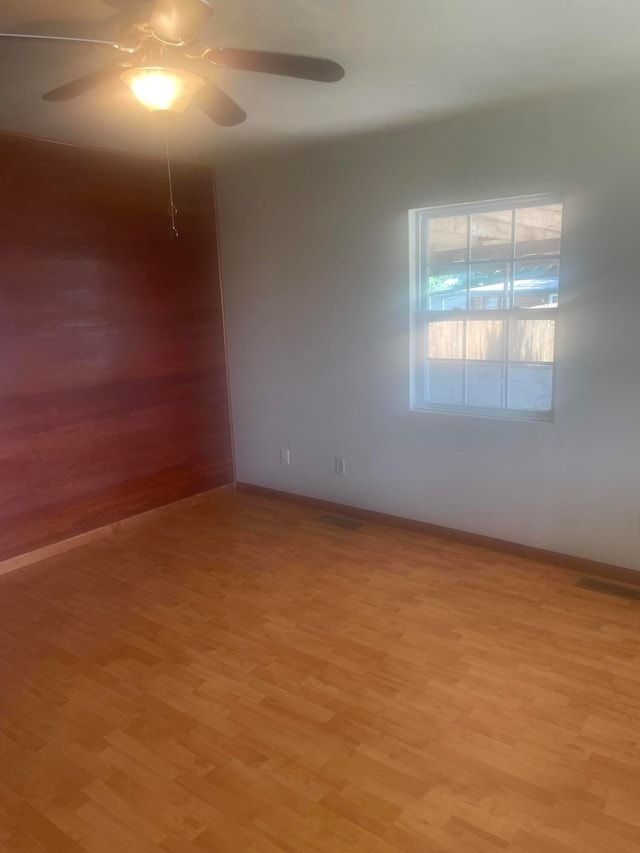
[164,131,179,238]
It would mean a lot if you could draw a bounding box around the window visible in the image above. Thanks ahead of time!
[409,194,563,420]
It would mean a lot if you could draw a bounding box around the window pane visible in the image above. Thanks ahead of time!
[425,266,468,311]
[508,364,553,411]
[513,260,559,308]
[427,214,468,264]
[470,209,512,261]
[467,363,504,408]
[427,319,464,359]
[469,262,509,310]
[515,204,562,258]
[426,361,464,404]
[509,318,556,363]
[413,197,562,417]
[466,319,504,361]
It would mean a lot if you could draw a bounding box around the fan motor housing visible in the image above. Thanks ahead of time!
[150,0,214,45]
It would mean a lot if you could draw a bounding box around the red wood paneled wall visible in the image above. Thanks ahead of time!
[0,133,233,561]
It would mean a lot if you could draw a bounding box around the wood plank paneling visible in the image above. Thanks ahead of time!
[0,133,233,561]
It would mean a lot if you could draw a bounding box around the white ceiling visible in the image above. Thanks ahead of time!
[1,0,640,164]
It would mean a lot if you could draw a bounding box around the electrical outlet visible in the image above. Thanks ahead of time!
[335,457,346,476]
[280,449,290,466]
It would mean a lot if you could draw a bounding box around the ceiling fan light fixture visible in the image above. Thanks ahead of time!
[121,66,204,113]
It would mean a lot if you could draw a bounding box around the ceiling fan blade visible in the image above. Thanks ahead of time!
[10,4,151,38]
[0,32,132,52]
[203,48,345,82]
[195,81,246,126]
[42,64,130,102]
[150,0,214,44]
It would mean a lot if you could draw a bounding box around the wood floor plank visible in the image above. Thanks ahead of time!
[1,491,640,850]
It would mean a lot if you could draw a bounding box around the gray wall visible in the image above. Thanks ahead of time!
[217,78,640,571]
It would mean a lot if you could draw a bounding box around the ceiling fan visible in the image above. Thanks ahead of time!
[0,0,346,126]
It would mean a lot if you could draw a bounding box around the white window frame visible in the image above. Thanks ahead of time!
[409,193,563,422]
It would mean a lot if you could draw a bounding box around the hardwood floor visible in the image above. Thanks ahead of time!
[1,492,640,852]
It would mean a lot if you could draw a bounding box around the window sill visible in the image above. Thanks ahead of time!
[410,403,554,423]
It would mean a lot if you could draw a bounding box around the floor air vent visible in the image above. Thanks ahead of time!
[318,514,364,531]
[577,576,640,601]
